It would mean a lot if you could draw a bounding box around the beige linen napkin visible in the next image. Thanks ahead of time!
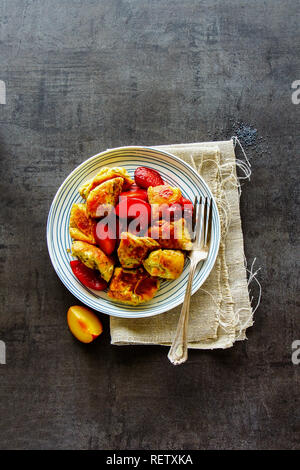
[110,140,253,349]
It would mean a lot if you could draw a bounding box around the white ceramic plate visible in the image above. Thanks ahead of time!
[47,146,220,318]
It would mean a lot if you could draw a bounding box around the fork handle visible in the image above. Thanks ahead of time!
[168,259,197,365]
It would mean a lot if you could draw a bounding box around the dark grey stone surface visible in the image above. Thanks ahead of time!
[0,0,299,450]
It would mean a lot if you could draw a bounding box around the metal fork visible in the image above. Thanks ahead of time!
[168,196,213,365]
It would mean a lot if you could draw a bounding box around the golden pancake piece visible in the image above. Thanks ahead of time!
[108,267,159,305]
[86,177,123,218]
[149,218,192,250]
[148,184,182,220]
[79,167,134,199]
[69,203,96,244]
[143,249,185,280]
[117,232,160,268]
[147,184,181,205]
[71,240,114,282]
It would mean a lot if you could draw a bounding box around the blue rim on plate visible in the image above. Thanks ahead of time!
[47,146,220,318]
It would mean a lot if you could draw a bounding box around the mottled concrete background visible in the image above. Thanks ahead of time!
[0,0,299,450]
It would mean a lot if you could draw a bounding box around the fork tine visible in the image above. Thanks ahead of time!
[204,198,213,246]
[195,197,204,247]
[192,196,200,243]
[191,196,198,236]
[202,197,208,245]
